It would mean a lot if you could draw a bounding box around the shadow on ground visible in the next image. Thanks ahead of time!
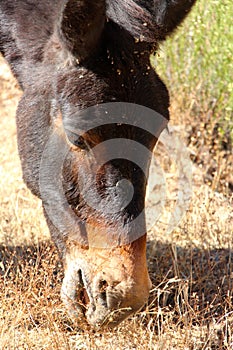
[1,240,232,326]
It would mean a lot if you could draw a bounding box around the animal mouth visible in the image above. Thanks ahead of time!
[61,234,150,328]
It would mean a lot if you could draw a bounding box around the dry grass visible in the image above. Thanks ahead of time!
[0,47,232,350]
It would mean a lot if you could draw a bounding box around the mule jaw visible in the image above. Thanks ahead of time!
[61,234,151,328]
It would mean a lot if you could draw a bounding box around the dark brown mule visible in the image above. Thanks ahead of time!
[0,0,196,328]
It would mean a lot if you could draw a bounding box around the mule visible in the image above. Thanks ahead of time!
[0,0,196,328]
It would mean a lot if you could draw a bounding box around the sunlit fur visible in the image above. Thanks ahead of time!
[0,0,196,328]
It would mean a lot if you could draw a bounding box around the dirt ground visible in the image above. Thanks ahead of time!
[0,54,232,349]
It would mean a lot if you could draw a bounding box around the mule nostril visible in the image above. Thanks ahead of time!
[77,269,83,287]
[99,280,108,292]
[77,269,89,309]
[98,280,108,307]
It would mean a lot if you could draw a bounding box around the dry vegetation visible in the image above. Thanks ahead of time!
[0,5,233,348]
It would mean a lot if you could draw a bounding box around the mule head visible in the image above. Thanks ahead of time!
[36,0,170,328]
[23,0,195,328]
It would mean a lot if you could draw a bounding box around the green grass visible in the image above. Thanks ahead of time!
[154,0,233,140]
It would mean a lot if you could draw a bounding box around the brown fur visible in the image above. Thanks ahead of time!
[0,0,196,328]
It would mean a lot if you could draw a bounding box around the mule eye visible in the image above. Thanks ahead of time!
[66,130,88,150]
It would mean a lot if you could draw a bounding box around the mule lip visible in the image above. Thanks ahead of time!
[62,266,140,328]
[85,282,148,328]
[86,306,136,329]
[62,245,150,329]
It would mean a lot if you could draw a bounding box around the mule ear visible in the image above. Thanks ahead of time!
[106,0,196,43]
[59,0,105,62]
[156,0,197,39]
